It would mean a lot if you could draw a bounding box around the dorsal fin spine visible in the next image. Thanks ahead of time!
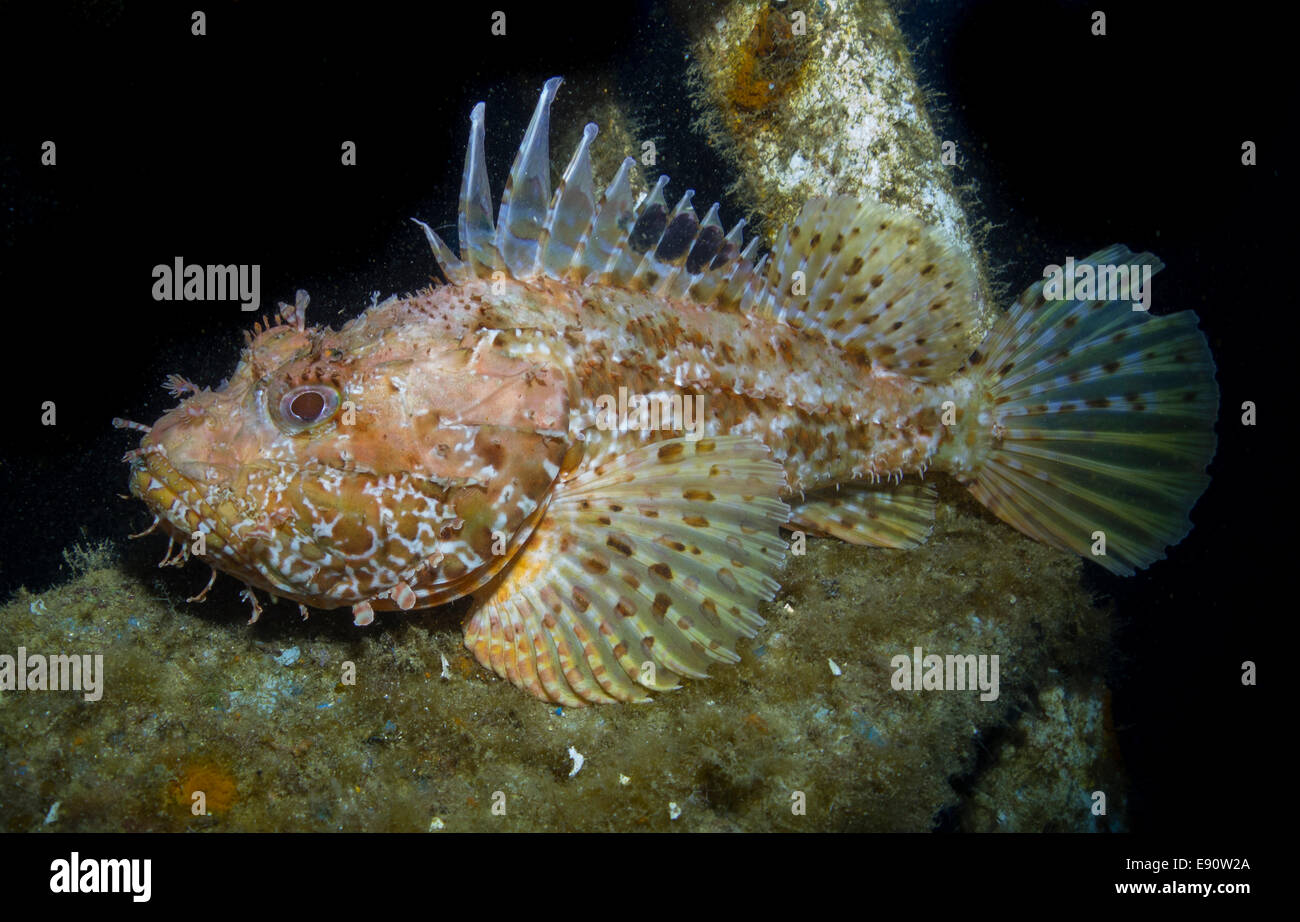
[665,202,722,299]
[635,189,697,294]
[497,76,563,278]
[459,102,501,275]
[412,218,472,284]
[608,175,669,286]
[573,157,634,282]
[541,122,600,280]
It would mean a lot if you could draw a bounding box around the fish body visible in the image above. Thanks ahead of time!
[121,78,1218,704]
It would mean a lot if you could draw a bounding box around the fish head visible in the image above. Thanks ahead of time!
[125,294,571,615]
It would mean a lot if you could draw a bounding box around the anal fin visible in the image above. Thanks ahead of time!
[790,481,936,549]
[464,436,789,705]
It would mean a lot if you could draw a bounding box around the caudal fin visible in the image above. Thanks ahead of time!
[943,246,1218,576]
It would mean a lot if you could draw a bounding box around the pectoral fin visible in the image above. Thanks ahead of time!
[464,436,789,705]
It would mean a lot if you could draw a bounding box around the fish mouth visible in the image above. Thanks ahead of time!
[126,447,316,603]
[127,446,236,556]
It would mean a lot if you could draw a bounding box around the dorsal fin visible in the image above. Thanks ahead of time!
[436,79,763,299]
[431,82,981,385]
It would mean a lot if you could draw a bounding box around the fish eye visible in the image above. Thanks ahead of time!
[275,384,340,431]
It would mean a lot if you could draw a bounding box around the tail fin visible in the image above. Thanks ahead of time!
[943,246,1218,576]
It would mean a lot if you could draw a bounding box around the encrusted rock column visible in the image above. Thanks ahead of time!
[686,0,995,346]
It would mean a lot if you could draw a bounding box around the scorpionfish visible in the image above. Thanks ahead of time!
[119,78,1218,705]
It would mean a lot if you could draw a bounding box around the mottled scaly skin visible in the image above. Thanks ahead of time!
[487,275,950,489]
[127,272,954,621]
